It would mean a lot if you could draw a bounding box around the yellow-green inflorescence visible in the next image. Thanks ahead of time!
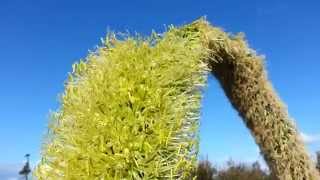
[35,24,210,179]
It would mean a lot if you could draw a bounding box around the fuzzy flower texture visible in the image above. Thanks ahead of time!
[35,19,319,180]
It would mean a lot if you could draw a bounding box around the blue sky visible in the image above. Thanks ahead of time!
[1,0,320,179]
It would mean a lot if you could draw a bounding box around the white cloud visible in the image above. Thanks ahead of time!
[300,132,320,144]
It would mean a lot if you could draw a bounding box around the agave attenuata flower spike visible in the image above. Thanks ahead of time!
[35,19,319,180]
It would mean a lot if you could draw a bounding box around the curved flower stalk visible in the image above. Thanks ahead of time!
[36,19,319,180]
[191,19,319,180]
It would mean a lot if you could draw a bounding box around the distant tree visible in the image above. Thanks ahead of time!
[195,158,217,180]
[193,159,278,180]
[316,151,320,172]
[216,160,272,180]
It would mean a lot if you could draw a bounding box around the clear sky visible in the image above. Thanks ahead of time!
[1,0,320,179]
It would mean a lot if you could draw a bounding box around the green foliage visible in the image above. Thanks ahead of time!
[192,157,217,180]
[193,159,274,180]
[194,157,320,180]
[35,24,209,179]
[216,160,272,180]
